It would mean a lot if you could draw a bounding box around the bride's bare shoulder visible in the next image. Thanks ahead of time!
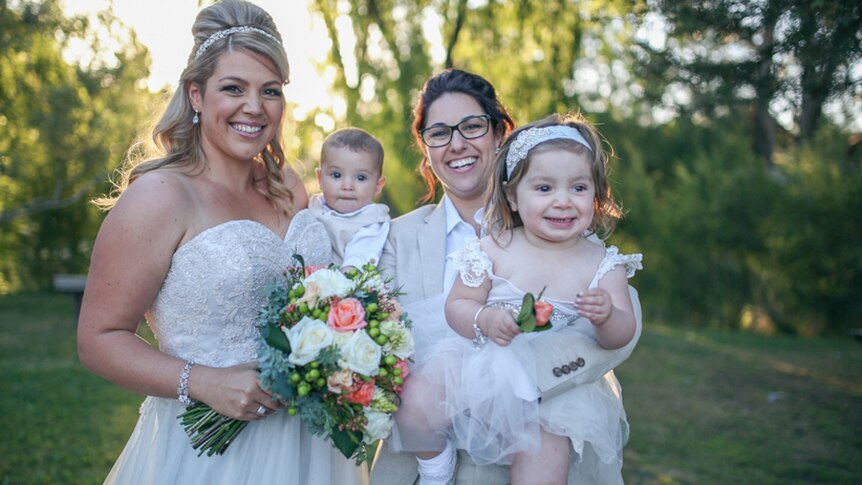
[280,164,309,211]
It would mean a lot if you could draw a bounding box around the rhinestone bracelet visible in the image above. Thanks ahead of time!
[177,361,195,406]
[472,305,491,348]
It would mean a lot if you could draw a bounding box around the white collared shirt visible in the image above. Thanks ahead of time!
[442,195,480,297]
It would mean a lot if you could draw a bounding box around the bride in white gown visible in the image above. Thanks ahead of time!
[77,2,367,484]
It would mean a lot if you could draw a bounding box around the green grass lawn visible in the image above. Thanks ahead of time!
[1,293,860,484]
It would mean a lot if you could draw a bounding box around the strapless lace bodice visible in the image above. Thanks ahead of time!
[147,216,332,367]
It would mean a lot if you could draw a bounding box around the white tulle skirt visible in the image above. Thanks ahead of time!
[104,396,368,485]
[391,296,628,472]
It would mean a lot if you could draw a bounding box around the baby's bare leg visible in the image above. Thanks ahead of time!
[510,429,569,485]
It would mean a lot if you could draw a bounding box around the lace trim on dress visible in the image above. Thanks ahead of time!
[451,239,493,288]
[592,246,643,286]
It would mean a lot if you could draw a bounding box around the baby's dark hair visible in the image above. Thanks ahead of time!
[320,127,384,174]
[484,112,622,245]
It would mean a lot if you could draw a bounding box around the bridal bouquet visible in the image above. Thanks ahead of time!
[180,256,414,463]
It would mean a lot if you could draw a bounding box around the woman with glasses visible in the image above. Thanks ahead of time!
[372,68,642,485]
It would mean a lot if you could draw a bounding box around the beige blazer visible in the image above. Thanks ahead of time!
[372,203,641,485]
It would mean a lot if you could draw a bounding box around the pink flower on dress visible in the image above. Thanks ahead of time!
[534,300,554,327]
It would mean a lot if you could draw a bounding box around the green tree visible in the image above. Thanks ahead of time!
[629,0,862,164]
[0,0,155,292]
[307,0,632,213]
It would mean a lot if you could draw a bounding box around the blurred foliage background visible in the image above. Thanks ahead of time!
[1,0,860,336]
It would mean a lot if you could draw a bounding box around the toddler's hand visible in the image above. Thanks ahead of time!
[478,307,521,346]
[575,289,614,326]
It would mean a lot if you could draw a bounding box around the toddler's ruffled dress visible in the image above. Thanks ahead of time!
[392,238,642,481]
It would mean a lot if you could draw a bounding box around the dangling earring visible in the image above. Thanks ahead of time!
[192,109,200,125]
[494,146,501,155]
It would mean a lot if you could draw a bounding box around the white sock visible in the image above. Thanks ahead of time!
[416,440,456,485]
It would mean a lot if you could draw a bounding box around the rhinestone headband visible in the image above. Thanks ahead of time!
[195,26,281,59]
[505,125,593,179]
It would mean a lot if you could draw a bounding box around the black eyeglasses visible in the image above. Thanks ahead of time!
[419,114,491,148]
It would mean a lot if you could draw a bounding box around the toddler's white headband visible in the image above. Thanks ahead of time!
[505,125,593,179]
[195,26,282,59]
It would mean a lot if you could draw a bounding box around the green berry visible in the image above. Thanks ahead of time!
[368,327,380,338]
[384,355,397,366]
[393,376,403,385]
[392,367,402,376]
[366,303,379,314]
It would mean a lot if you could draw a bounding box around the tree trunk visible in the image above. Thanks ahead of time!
[752,5,777,166]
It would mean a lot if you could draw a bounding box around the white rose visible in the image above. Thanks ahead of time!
[303,269,354,300]
[363,410,394,443]
[382,324,414,360]
[285,316,334,365]
[331,330,353,349]
[338,330,382,376]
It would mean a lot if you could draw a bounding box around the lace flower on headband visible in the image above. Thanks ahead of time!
[505,126,593,179]
[195,26,282,59]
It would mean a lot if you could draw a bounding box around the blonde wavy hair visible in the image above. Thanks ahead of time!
[484,112,623,246]
[95,0,295,215]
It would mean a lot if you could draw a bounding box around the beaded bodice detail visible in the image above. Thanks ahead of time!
[451,239,643,329]
[147,217,332,367]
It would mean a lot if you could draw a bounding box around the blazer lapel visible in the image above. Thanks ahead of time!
[418,203,447,297]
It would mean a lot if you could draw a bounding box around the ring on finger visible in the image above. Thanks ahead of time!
[256,405,267,416]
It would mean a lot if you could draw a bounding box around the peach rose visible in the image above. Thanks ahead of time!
[387,300,403,321]
[534,300,554,327]
[345,380,375,406]
[327,368,355,394]
[296,281,322,307]
[327,298,367,332]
